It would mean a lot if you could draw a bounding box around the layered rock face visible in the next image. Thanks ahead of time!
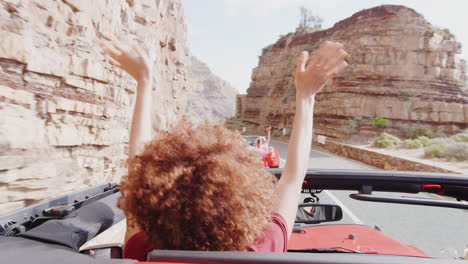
[187,57,237,123]
[0,0,190,213]
[239,5,467,139]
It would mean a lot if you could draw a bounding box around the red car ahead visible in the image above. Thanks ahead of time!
[243,136,280,168]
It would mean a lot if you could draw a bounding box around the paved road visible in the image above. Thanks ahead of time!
[270,140,468,259]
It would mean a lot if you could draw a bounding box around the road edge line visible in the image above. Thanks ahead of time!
[324,190,364,225]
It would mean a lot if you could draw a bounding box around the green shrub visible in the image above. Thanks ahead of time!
[443,143,468,161]
[416,136,430,146]
[403,139,424,149]
[373,132,401,148]
[424,137,468,162]
[450,133,468,142]
[424,144,446,158]
[401,136,430,148]
[370,117,389,129]
[342,117,363,136]
[407,127,445,139]
[400,125,415,139]
[432,25,455,39]
[442,28,455,38]
[427,137,456,146]
[272,130,281,137]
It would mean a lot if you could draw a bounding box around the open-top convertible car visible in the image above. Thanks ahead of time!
[1,168,468,264]
[243,136,281,168]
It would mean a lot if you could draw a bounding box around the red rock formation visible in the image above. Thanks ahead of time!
[239,5,467,139]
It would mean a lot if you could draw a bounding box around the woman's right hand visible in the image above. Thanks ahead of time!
[100,39,153,84]
[295,41,348,99]
[101,39,154,161]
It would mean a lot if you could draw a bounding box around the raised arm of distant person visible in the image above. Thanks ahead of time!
[274,41,348,238]
[265,126,271,145]
[100,39,153,242]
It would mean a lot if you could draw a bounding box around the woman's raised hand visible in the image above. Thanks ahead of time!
[295,41,348,98]
[100,39,153,83]
[100,38,154,166]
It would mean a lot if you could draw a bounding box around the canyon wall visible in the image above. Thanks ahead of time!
[239,5,468,139]
[187,57,237,123]
[0,0,191,214]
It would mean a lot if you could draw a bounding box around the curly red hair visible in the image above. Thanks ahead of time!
[119,121,277,250]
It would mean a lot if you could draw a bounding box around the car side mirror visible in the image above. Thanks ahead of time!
[295,203,343,224]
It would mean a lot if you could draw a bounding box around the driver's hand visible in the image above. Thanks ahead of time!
[295,41,348,98]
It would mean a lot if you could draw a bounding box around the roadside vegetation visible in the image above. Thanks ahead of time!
[340,115,466,163]
[373,132,402,148]
[342,117,363,136]
[430,24,456,39]
[372,126,468,162]
[272,130,282,138]
[370,117,389,129]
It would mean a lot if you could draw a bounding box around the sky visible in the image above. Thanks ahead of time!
[181,0,468,94]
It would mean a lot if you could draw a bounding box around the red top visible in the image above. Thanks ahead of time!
[124,213,288,261]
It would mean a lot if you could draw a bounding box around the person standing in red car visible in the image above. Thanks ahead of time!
[262,126,281,168]
[101,39,348,261]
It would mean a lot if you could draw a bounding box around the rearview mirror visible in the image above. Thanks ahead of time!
[295,203,343,224]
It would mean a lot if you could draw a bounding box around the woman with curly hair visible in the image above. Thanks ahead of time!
[100,39,348,261]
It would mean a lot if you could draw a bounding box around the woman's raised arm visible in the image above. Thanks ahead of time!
[100,39,153,159]
[274,41,348,239]
[101,39,154,242]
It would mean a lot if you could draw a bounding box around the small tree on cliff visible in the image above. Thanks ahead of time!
[296,6,323,34]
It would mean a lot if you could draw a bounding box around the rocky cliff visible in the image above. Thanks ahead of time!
[187,57,237,123]
[0,0,191,214]
[238,5,468,139]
